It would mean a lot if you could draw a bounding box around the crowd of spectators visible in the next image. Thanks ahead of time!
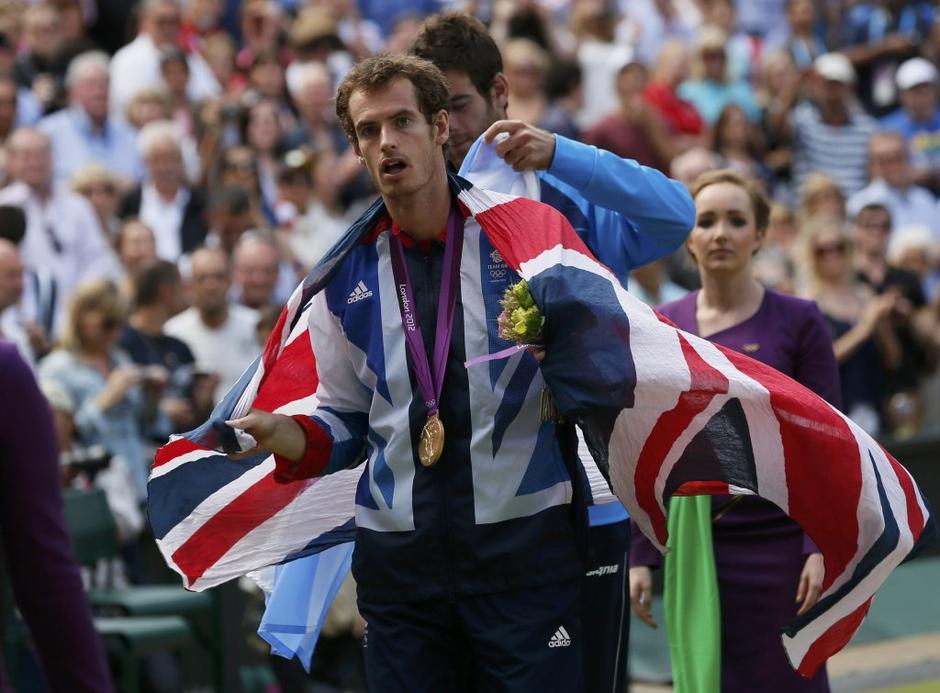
[1,0,940,687]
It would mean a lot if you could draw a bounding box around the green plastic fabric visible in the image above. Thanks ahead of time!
[664,495,721,693]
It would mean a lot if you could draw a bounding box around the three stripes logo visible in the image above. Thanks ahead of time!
[347,280,373,304]
[548,625,571,648]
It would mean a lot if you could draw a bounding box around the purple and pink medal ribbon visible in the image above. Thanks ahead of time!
[388,205,464,423]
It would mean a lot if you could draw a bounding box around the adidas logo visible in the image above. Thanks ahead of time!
[347,280,373,304]
[548,625,571,648]
[585,564,620,578]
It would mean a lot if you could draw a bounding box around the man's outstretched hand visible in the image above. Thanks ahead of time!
[483,120,556,172]
[225,409,307,463]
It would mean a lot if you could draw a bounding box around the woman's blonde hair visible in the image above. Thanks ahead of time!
[650,39,690,85]
[690,25,728,81]
[70,163,117,195]
[797,215,854,295]
[60,278,127,353]
[799,173,846,220]
[501,38,550,80]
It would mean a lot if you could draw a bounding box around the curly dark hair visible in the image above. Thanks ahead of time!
[335,54,450,147]
[410,12,502,98]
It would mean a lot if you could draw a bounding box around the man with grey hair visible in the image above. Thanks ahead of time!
[118,120,207,261]
[231,231,294,310]
[39,51,141,184]
[284,61,347,153]
[110,0,219,118]
[0,128,116,335]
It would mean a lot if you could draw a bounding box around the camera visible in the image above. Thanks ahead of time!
[61,445,112,479]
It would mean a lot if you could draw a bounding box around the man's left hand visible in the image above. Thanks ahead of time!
[483,120,556,171]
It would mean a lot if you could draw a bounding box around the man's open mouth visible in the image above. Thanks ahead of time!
[382,158,407,175]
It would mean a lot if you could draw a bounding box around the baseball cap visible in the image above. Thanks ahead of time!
[896,57,938,90]
[814,53,855,84]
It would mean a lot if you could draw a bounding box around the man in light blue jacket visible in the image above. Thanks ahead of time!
[412,13,694,692]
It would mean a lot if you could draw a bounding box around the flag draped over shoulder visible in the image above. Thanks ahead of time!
[149,173,935,677]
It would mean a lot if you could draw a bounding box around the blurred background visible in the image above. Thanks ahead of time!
[0,0,939,691]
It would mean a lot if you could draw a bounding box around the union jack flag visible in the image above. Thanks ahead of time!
[149,174,935,676]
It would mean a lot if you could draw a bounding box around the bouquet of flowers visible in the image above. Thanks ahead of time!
[497,280,544,344]
[497,280,560,422]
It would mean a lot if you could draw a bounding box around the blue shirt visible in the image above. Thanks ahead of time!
[880,108,940,171]
[38,107,142,184]
[356,0,440,36]
[677,79,760,124]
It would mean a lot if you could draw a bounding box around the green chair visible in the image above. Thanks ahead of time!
[95,616,193,693]
[62,488,211,691]
[63,488,213,616]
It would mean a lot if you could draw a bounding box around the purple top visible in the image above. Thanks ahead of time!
[631,289,842,567]
[660,289,842,406]
[0,342,113,692]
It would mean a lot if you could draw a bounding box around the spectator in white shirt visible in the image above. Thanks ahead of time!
[0,128,116,335]
[117,120,208,262]
[109,0,219,119]
[164,246,259,402]
[39,51,142,186]
[848,131,940,240]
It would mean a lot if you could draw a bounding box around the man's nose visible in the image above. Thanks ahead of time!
[379,124,399,151]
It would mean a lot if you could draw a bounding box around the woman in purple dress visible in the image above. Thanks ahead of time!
[629,170,841,692]
[0,341,113,691]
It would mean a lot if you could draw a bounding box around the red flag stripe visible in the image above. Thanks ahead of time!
[153,438,206,469]
[726,348,863,593]
[252,335,319,413]
[171,471,315,584]
[795,599,872,677]
[468,196,593,271]
[634,334,731,544]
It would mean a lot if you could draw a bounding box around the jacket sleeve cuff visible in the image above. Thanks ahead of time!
[273,415,333,483]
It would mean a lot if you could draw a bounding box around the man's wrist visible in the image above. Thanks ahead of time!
[272,415,333,483]
[276,414,309,462]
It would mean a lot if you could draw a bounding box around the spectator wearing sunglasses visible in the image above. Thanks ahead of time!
[799,215,900,434]
[38,277,169,498]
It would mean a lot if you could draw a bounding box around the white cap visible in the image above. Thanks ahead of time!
[896,57,938,90]
[814,52,855,84]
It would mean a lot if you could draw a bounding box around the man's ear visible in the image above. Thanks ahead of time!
[433,109,449,146]
[490,73,509,112]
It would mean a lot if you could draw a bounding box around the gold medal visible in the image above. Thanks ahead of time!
[419,412,445,467]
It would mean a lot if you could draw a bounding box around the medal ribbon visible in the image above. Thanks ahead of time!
[388,205,464,419]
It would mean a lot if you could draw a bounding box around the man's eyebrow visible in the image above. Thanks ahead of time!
[355,109,419,130]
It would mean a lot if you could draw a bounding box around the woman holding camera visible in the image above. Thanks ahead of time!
[38,278,167,502]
